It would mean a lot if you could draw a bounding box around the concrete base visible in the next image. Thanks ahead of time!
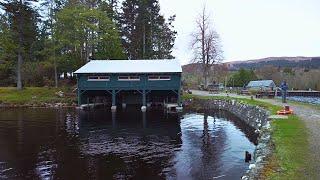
[176,106,183,112]
[111,105,117,111]
[122,103,127,109]
[141,106,147,112]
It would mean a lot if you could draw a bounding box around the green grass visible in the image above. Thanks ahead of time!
[0,87,76,105]
[184,94,311,179]
[265,115,310,179]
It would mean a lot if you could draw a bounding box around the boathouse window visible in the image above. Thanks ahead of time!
[148,75,171,81]
[118,76,140,81]
[88,76,110,81]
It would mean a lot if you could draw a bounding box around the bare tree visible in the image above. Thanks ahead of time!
[191,6,223,87]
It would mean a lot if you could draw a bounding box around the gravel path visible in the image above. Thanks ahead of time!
[191,90,320,178]
[191,90,248,99]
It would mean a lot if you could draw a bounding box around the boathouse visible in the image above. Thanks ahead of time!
[74,59,182,110]
[247,80,276,91]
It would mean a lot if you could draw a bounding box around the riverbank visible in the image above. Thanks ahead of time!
[183,93,312,180]
[0,87,77,107]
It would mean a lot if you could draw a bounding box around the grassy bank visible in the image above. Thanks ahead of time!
[183,94,311,180]
[0,87,76,106]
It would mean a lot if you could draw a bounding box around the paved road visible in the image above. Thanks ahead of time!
[191,90,320,178]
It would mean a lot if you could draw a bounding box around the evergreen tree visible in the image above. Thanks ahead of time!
[54,3,125,72]
[0,14,15,86]
[0,0,126,87]
[120,0,176,59]
[99,0,120,24]
[39,0,62,87]
[228,68,258,87]
[0,0,39,89]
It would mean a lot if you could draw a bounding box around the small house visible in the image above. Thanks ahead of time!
[246,80,276,91]
[74,59,182,110]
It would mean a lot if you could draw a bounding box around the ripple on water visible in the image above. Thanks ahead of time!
[0,108,256,180]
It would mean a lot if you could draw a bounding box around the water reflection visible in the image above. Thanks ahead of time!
[0,107,256,179]
[76,107,182,179]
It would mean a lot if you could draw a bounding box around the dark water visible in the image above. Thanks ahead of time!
[0,107,256,180]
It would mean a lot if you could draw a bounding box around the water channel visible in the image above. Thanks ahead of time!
[0,107,257,180]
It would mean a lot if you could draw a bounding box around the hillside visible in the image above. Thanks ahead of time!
[182,63,202,74]
[226,57,320,70]
[182,57,320,72]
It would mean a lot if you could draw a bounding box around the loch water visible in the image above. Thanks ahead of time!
[0,107,257,180]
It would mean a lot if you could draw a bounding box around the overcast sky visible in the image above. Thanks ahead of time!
[158,0,320,64]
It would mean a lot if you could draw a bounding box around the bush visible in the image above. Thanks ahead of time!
[0,61,14,86]
[22,61,55,87]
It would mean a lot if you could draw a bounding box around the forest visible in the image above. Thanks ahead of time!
[183,63,320,91]
[0,0,177,88]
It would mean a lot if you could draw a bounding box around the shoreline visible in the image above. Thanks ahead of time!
[0,87,76,108]
[0,103,77,108]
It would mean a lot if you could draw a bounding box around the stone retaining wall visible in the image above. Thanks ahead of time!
[187,98,273,179]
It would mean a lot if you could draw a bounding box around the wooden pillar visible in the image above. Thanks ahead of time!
[112,90,116,106]
[142,90,146,106]
[111,90,117,111]
[141,90,147,112]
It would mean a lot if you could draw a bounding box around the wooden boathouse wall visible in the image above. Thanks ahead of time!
[74,60,182,109]
[76,73,182,106]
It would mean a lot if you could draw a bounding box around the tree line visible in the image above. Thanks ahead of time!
[0,0,176,89]
[183,63,320,91]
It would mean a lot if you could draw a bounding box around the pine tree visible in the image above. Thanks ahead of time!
[0,0,39,90]
[120,0,176,60]
[120,0,139,59]
[40,0,62,87]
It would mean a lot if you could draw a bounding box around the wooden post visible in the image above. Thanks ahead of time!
[112,90,116,106]
[142,90,146,106]
[141,90,147,112]
[111,90,117,111]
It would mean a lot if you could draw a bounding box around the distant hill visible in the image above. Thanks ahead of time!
[182,57,320,73]
[182,63,203,74]
[226,57,320,70]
